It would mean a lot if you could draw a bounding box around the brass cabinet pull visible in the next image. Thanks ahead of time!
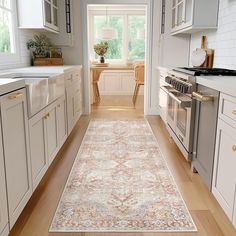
[44,113,50,119]
[232,110,236,115]
[8,92,23,100]
[233,145,236,152]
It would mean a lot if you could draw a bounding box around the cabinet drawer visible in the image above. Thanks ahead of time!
[219,93,236,128]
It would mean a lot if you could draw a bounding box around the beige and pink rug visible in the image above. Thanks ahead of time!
[50,119,197,232]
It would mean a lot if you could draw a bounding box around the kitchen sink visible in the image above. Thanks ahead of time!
[0,73,65,117]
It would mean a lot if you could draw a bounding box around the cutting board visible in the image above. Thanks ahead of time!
[200,36,214,68]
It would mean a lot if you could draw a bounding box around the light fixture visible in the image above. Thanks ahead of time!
[96,7,118,40]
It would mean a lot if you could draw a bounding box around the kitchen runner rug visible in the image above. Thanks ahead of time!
[50,119,197,232]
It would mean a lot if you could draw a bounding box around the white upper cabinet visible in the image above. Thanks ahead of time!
[171,0,219,35]
[18,0,59,32]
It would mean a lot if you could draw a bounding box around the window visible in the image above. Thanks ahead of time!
[94,16,123,60]
[128,16,145,60]
[0,0,15,54]
[90,9,146,62]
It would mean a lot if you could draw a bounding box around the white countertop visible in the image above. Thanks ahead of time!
[0,79,25,96]
[196,76,236,96]
[0,65,82,76]
[0,65,82,96]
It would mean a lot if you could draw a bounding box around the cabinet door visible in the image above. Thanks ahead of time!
[176,0,186,26]
[212,119,236,221]
[56,96,67,149]
[43,0,59,31]
[66,85,75,135]
[45,101,58,165]
[0,89,32,228]
[73,81,82,123]
[28,109,48,191]
[0,122,9,236]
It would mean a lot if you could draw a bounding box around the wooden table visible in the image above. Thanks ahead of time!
[90,64,134,104]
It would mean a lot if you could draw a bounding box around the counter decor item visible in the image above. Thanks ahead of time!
[191,36,214,68]
[27,34,64,66]
[94,41,109,63]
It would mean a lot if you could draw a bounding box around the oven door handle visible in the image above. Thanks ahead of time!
[192,92,214,102]
[168,92,191,107]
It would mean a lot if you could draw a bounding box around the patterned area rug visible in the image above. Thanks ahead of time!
[50,119,197,232]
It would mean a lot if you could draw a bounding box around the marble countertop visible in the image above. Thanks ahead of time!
[196,76,236,97]
[0,79,25,96]
[0,65,82,96]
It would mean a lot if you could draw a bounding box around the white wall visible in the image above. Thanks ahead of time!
[0,29,35,70]
[190,0,236,69]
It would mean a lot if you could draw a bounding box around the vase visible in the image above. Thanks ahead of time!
[100,56,105,63]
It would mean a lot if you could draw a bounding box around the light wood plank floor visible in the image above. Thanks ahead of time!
[9,96,236,236]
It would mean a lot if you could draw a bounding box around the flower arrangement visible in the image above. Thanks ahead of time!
[27,34,53,58]
[94,41,109,63]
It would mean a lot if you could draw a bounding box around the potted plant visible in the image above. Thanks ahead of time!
[94,41,109,63]
[26,34,53,58]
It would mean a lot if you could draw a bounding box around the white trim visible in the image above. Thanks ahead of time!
[82,0,154,115]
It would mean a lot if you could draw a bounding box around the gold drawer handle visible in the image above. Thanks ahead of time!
[232,110,236,115]
[232,145,236,152]
[44,113,50,119]
[8,92,23,100]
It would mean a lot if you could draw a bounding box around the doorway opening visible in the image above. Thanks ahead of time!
[87,4,147,117]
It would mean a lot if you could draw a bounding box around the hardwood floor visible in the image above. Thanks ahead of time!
[9,95,236,236]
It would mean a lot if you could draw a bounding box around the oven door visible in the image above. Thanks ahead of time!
[175,100,192,151]
[167,91,192,150]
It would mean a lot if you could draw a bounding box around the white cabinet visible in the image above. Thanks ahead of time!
[18,0,59,32]
[0,89,32,229]
[212,93,236,228]
[29,99,62,190]
[56,95,67,149]
[45,101,59,165]
[158,68,169,124]
[65,70,83,135]
[171,0,219,35]
[0,123,9,236]
[28,109,48,190]
[48,0,74,46]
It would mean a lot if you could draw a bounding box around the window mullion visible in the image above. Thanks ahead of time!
[123,14,128,62]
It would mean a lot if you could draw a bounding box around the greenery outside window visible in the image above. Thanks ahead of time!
[90,10,146,62]
[0,0,15,54]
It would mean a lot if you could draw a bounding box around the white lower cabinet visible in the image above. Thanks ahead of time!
[0,122,9,236]
[212,93,236,228]
[0,89,32,229]
[29,99,63,190]
[28,109,48,190]
[56,95,67,149]
[45,101,59,165]
[66,71,83,135]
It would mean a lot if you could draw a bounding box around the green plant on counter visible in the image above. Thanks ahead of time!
[26,34,53,58]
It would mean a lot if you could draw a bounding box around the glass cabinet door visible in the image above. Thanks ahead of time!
[177,0,186,26]
[44,0,52,25]
[43,0,59,31]
[52,0,58,28]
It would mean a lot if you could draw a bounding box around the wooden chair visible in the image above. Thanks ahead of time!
[132,63,145,106]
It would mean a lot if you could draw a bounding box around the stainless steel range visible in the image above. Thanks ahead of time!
[163,67,236,160]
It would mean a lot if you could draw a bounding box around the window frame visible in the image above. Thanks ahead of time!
[0,0,20,65]
[89,9,146,64]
